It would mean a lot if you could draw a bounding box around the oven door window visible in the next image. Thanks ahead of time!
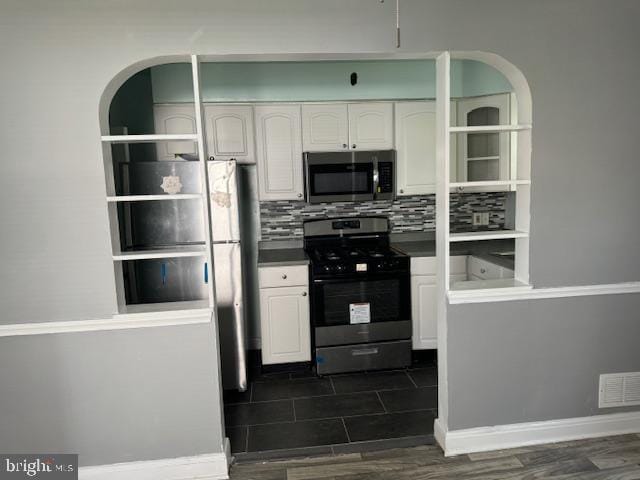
[308,163,373,196]
[312,276,409,327]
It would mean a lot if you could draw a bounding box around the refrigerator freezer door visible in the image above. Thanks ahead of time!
[214,242,247,391]
[208,160,241,242]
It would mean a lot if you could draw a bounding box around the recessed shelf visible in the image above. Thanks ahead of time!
[449,180,531,188]
[449,124,532,134]
[116,299,213,320]
[112,245,207,261]
[449,230,529,242]
[466,156,500,162]
[107,194,203,202]
[101,134,198,143]
[448,279,532,302]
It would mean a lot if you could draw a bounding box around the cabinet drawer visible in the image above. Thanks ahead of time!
[468,256,502,280]
[259,265,308,288]
[410,255,467,276]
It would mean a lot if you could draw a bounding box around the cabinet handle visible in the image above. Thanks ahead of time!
[480,268,486,274]
[297,193,303,198]
[399,189,404,194]
[301,291,307,297]
[282,274,288,279]
[352,144,357,148]
[342,143,348,148]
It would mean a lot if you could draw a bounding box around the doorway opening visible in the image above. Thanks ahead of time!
[100,52,531,459]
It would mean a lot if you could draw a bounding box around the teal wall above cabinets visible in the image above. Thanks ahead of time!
[149,59,512,104]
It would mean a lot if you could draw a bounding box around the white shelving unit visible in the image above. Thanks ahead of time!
[101,133,198,143]
[101,55,216,317]
[106,194,202,202]
[436,51,532,301]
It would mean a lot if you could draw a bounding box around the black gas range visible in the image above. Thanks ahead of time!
[304,217,412,375]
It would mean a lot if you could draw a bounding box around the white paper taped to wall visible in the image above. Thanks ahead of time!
[350,303,371,324]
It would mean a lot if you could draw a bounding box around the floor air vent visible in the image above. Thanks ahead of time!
[599,372,640,408]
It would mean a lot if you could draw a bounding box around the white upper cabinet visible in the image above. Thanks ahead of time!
[348,102,394,150]
[395,101,458,196]
[254,104,304,201]
[456,93,511,190]
[395,101,437,196]
[153,104,197,160]
[301,104,349,151]
[204,105,255,163]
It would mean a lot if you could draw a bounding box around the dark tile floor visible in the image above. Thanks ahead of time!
[223,351,438,458]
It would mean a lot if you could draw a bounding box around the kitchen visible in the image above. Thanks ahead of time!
[104,56,529,458]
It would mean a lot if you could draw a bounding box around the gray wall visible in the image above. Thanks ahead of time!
[0,0,639,464]
[0,324,224,467]
[448,295,640,430]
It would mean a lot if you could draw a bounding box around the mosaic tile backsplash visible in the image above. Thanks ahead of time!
[260,192,508,240]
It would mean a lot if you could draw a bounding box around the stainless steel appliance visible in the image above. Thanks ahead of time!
[208,160,248,392]
[117,160,208,305]
[304,150,396,203]
[116,158,249,391]
[304,217,411,375]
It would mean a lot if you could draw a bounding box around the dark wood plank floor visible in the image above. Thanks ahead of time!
[229,434,640,480]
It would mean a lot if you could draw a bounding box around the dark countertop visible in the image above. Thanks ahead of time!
[258,248,309,267]
[257,234,514,270]
[258,240,309,267]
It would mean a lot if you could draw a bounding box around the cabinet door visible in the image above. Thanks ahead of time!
[301,104,349,151]
[456,93,511,190]
[395,102,437,196]
[254,105,304,201]
[411,275,437,350]
[348,103,394,150]
[204,105,255,163]
[259,286,311,364]
[153,104,197,161]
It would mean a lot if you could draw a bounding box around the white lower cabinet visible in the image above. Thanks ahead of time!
[258,266,311,365]
[410,256,467,350]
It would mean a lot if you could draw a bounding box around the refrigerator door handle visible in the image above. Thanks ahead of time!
[204,262,208,284]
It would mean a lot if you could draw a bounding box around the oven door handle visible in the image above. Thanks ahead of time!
[312,273,406,284]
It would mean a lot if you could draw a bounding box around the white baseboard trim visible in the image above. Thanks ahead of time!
[79,451,229,480]
[448,281,640,304]
[435,411,640,457]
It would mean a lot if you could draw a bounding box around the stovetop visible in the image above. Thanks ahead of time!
[306,243,408,277]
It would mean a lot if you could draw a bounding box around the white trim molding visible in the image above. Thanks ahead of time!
[448,281,640,304]
[0,310,212,337]
[79,452,229,480]
[435,411,640,457]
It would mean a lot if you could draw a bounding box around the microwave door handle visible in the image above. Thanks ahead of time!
[373,164,380,197]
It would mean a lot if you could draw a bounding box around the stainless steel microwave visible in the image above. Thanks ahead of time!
[303,150,395,204]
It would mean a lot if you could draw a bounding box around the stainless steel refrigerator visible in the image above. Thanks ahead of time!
[208,160,248,392]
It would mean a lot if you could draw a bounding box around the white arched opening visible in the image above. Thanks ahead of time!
[98,52,532,456]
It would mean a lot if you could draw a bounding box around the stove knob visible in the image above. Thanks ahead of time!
[376,261,386,270]
[323,265,333,273]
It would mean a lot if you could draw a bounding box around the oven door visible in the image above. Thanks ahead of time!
[305,152,374,203]
[311,273,410,329]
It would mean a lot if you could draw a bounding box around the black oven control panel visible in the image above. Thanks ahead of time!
[332,220,361,230]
